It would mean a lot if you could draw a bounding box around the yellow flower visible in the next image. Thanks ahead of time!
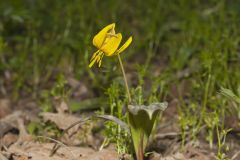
[89,23,132,68]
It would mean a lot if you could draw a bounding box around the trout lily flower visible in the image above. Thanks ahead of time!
[89,23,132,68]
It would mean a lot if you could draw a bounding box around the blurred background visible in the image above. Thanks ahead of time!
[1,0,239,100]
[0,0,240,158]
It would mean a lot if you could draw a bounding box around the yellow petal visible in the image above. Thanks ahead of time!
[114,36,132,55]
[93,23,115,48]
[101,33,122,56]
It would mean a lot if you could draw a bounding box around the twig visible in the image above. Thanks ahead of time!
[155,132,183,139]
[37,136,76,160]
[232,150,240,160]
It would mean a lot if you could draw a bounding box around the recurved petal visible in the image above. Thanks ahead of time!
[93,23,115,48]
[101,33,122,56]
[114,36,132,55]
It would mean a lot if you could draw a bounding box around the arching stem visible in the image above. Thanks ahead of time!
[117,54,132,103]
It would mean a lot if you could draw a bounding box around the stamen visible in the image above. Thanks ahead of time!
[98,52,104,67]
[89,56,98,68]
[90,50,100,61]
[96,55,101,63]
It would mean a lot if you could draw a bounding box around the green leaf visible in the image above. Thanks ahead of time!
[220,87,240,104]
[96,115,129,133]
[128,102,167,160]
[69,98,108,112]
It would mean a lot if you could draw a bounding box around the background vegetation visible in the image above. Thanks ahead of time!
[0,0,240,159]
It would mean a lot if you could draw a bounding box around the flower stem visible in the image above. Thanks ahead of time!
[117,54,132,103]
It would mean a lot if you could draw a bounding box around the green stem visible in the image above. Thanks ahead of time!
[216,125,221,157]
[197,70,211,132]
[137,132,144,160]
[117,54,132,103]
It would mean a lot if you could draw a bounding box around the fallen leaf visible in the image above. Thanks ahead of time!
[40,112,80,131]
[7,142,118,160]
[1,132,19,147]
[0,99,11,119]
[40,112,94,146]
[0,152,8,160]
[53,98,69,114]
